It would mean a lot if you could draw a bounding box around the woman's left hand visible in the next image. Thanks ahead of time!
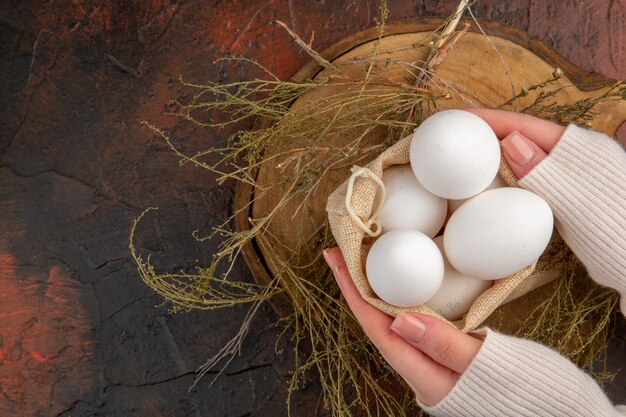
[323,247,483,407]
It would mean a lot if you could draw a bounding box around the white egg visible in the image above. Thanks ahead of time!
[448,174,507,213]
[444,187,554,280]
[410,110,501,199]
[375,164,447,237]
[366,229,444,307]
[425,237,493,321]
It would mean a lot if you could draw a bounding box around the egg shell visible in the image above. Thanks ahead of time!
[448,174,507,213]
[375,164,448,237]
[410,110,501,199]
[425,237,493,321]
[366,229,444,307]
[444,187,554,280]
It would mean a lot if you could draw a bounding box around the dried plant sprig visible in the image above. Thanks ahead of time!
[151,78,443,268]
[193,276,280,388]
[415,0,471,88]
[498,67,565,109]
[525,81,626,124]
[274,20,338,71]
[130,207,282,313]
[361,0,390,92]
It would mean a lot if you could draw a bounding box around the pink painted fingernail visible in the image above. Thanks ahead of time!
[323,249,337,271]
[390,314,426,344]
[323,248,348,291]
[502,132,535,166]
[334,265,348,292]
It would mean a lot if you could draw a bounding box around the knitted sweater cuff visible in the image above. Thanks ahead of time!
[422,329,625,417]
[518,124,626,306]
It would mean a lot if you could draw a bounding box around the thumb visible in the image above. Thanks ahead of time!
[501,131,548,179]
[390,313,482,374]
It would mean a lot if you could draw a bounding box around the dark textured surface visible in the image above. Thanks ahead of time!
[0,1,624,416]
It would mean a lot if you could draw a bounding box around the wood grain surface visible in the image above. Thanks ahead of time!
[0,1,624,416]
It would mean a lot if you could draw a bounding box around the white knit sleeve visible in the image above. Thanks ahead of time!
[518,124,626,312]
[421,329,626,416]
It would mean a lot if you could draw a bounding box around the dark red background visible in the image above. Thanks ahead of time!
[1,1,624,416]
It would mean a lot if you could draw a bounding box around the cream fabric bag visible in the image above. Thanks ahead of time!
[326,134,556,331]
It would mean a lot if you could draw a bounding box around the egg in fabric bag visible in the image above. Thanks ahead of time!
[444,187,554,280]
[410,110,501,200]
[375,164,447,237]
[425,236,493,320]
[366,229,444,307]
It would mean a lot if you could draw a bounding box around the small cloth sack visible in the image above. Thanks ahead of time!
[326,135,557,332]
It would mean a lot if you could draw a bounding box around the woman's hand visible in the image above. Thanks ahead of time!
[466,109,565,179]
[323,247,483,407]
[470,109,626,317]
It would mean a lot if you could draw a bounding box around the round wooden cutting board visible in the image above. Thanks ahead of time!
[235,17,626,316]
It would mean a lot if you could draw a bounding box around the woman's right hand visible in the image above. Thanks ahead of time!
[469,109,626,316]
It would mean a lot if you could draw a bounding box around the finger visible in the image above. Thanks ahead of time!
[323,248,458,406]
[391,313,482,374]
[501,131,548,179]
[323,247,394,333]
[466,108,565,153]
